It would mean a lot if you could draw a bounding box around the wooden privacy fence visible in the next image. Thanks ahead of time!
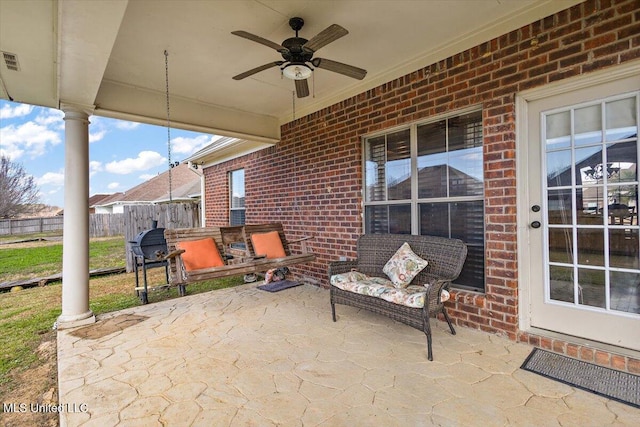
[0,214,125,237]
[124,203,201,272]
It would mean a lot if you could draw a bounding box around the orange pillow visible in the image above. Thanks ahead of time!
[251,231,286,259]
[176,238,225,271]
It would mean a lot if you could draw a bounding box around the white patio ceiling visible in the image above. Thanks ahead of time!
[0,0,581,144]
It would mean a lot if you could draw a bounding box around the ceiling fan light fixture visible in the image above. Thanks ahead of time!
[282,64,312,80]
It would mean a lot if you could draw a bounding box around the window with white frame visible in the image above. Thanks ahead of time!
[363,110,485,291]
[229,169,245,225]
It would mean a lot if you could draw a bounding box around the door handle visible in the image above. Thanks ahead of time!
[531,221,541,229]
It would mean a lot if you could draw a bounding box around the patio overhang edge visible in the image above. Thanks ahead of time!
[185,137,275,167]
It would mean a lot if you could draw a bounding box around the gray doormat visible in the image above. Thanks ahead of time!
[257,280,302,292]
[521,348,640,408]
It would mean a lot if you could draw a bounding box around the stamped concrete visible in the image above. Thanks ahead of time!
[57,284,640,426]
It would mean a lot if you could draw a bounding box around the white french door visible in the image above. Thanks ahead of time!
[524,72,640,351]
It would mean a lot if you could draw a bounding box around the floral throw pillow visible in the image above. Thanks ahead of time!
[383,242,428,288]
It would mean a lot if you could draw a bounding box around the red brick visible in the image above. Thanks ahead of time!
[611,355,626,371]
[580,347,595,362]
[594,350,611,367]
[628,358,640,374]
[566,344,579,358]
[552,340,566,354]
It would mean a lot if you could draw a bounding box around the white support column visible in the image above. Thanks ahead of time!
[56,106,95,328]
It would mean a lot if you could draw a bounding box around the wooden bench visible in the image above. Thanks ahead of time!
[163,224,315,298]
[328,233,467,361]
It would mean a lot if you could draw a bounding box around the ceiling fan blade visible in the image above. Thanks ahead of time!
[231,30,286,52]
[233,62,281,80]
[294,79,310,98]
[304,24,348,52]
[314,58,367,80]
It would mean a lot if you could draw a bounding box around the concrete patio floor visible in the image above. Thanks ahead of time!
[57,283,640,426]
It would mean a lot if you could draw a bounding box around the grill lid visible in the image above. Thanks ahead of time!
[130,227,167,260]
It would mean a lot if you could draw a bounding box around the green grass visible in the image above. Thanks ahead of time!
[0,235,244,393]
[0,244,63,276]
[0,237,126,282]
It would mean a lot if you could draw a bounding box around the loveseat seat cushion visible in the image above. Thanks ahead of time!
[330,271,394,297]
[330,271,429,309]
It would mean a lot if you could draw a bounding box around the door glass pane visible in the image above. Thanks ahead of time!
[575,145,602,186]
[549,265,574,303]
[609,228,639,269]
[577,228,605,267]
[548,228,573,263]
[547,189,572,225]
[577,188,604,225]
[606,97,637,142]
[607,141,637,183]
[386,129,411,200]
[610,271,640,314]
[546,111,571,150]
[546,150,572,187]
[578,267,605,309]
[575,104,602,146]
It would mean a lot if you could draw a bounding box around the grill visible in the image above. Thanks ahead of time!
[130,227,167,260]
[128,221,169,304]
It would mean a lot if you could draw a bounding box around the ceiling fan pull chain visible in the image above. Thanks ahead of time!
[164,50,173,204]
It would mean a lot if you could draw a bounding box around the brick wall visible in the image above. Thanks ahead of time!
[203,0,640,371]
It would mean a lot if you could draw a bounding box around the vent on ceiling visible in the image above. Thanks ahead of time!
[2,52,20,71]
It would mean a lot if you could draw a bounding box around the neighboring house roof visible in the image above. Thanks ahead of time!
[88,193,114,208]
[94,163,202,207]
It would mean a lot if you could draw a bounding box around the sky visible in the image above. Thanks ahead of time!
[0,100,223,208]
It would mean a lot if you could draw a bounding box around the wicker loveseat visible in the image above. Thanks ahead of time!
[328,234,467,361]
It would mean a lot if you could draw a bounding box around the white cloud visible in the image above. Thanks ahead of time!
[89,161,103,177]
[34,108,64,129]
[36,170,65,187]
[105,151,166,174]
[107,182,120,190]
[139,173,157,180]
[171,134,220,155]
[115,121,140,130]
[0,143,23,159]
[0,103,33,119]
[89,129,107,143]
[0,121,62,160]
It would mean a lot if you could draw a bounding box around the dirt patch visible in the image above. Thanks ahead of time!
[69,314,148,339]
[0,332,59,427]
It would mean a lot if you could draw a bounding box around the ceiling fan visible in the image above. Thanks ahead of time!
[231,17,367,98]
